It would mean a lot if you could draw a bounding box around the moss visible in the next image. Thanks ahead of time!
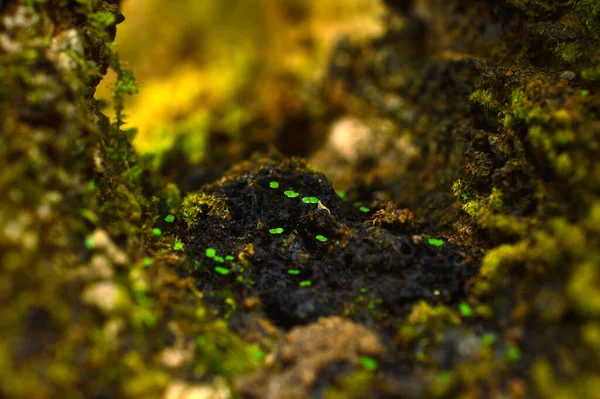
[553,42,582,63]
[581,65,600,80]
[181,192,231,226]
[469,89,500,111]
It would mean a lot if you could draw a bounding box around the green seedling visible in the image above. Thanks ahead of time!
[359,206,370,213]
[142,257,153,267]
[164,214,175,223]
[458,302,473,317]
[299,280,312,287]
[287,269,300,275]
[269,227,284,234]
[214,266,230,275]
[359,356,379,371]
[316,234,328,242]
[337,190,346,200]
[481,333,497,346]
[225,255,235,261]
[214,256,225,263]
[173,242,184,251]
[428,238,444,247]
[506,347,521,361]
[85,236,95,249]
[152,228,162,236]
[284,190,300,198]
[302,196,319,204]
[206,247,217,258]
[269,181,280,189]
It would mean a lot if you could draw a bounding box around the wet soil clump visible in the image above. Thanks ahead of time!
[181,155,480,333]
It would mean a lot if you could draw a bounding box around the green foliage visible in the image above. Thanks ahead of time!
[182,192,231,226]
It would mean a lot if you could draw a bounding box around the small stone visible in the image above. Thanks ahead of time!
[559,70,575,80]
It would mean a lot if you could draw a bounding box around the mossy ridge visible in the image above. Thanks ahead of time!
[325,0,600,396]
[0,2,262,398]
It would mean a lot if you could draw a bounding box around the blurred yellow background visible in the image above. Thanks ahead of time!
[97,0,385,163]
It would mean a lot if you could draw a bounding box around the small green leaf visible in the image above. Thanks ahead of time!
[269,227,284,234]
[164,214,175,223]
[428,238,445,247]
[142,257,153,267]
[581,89,590,97]
[316,234,328,242]
[84,236,95,249]
[302,196,319,204]
[173,242,184,251]
[359,206,370,213]
[269,181,280,189]
[253,349,265,360]
[458,302,473,317]
[481,333,497,346]
[506,347,521,361]
[359,356,379,371]
[337,190,346,200]
[225,255,235,261]
[152,228,162,236]
[284,190,300,198]
[299,280,312,287]
[214,256,225,263]
[287,269,300,275]
[206,248,217,258]
[214,266,230,275]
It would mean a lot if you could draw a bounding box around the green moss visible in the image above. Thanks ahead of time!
[469,89,499,110]
[581,66,600,80]
[182,192,231,226]
[554,42,582,63]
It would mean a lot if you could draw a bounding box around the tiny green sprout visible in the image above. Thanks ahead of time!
[253,349,265,360]
[337,190,347,200]
[428,238,445,247]
[481,333,497,346]
[506,347,521,361]
[300,280,312,287]
[173,242,184,251]
[214,256,225,263]
[152,228,162,236]
[316,234,328,242]
[359,206,370,213]
[142,257,153,267]
[84,236,95,249]
[206,248,217,258]
[359,356,378,371]
[302,196,319,204]
[88,179,95,191]
[459,302,473,317]
[288,269,300,275]
[225,255,235,261]
[284,190,300,198]
[360,287,367,293]
[164,214,175,223]
[269,227,284,234]
[581,89,589,97]
[214,266,230,275]
[269,181,280,189]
